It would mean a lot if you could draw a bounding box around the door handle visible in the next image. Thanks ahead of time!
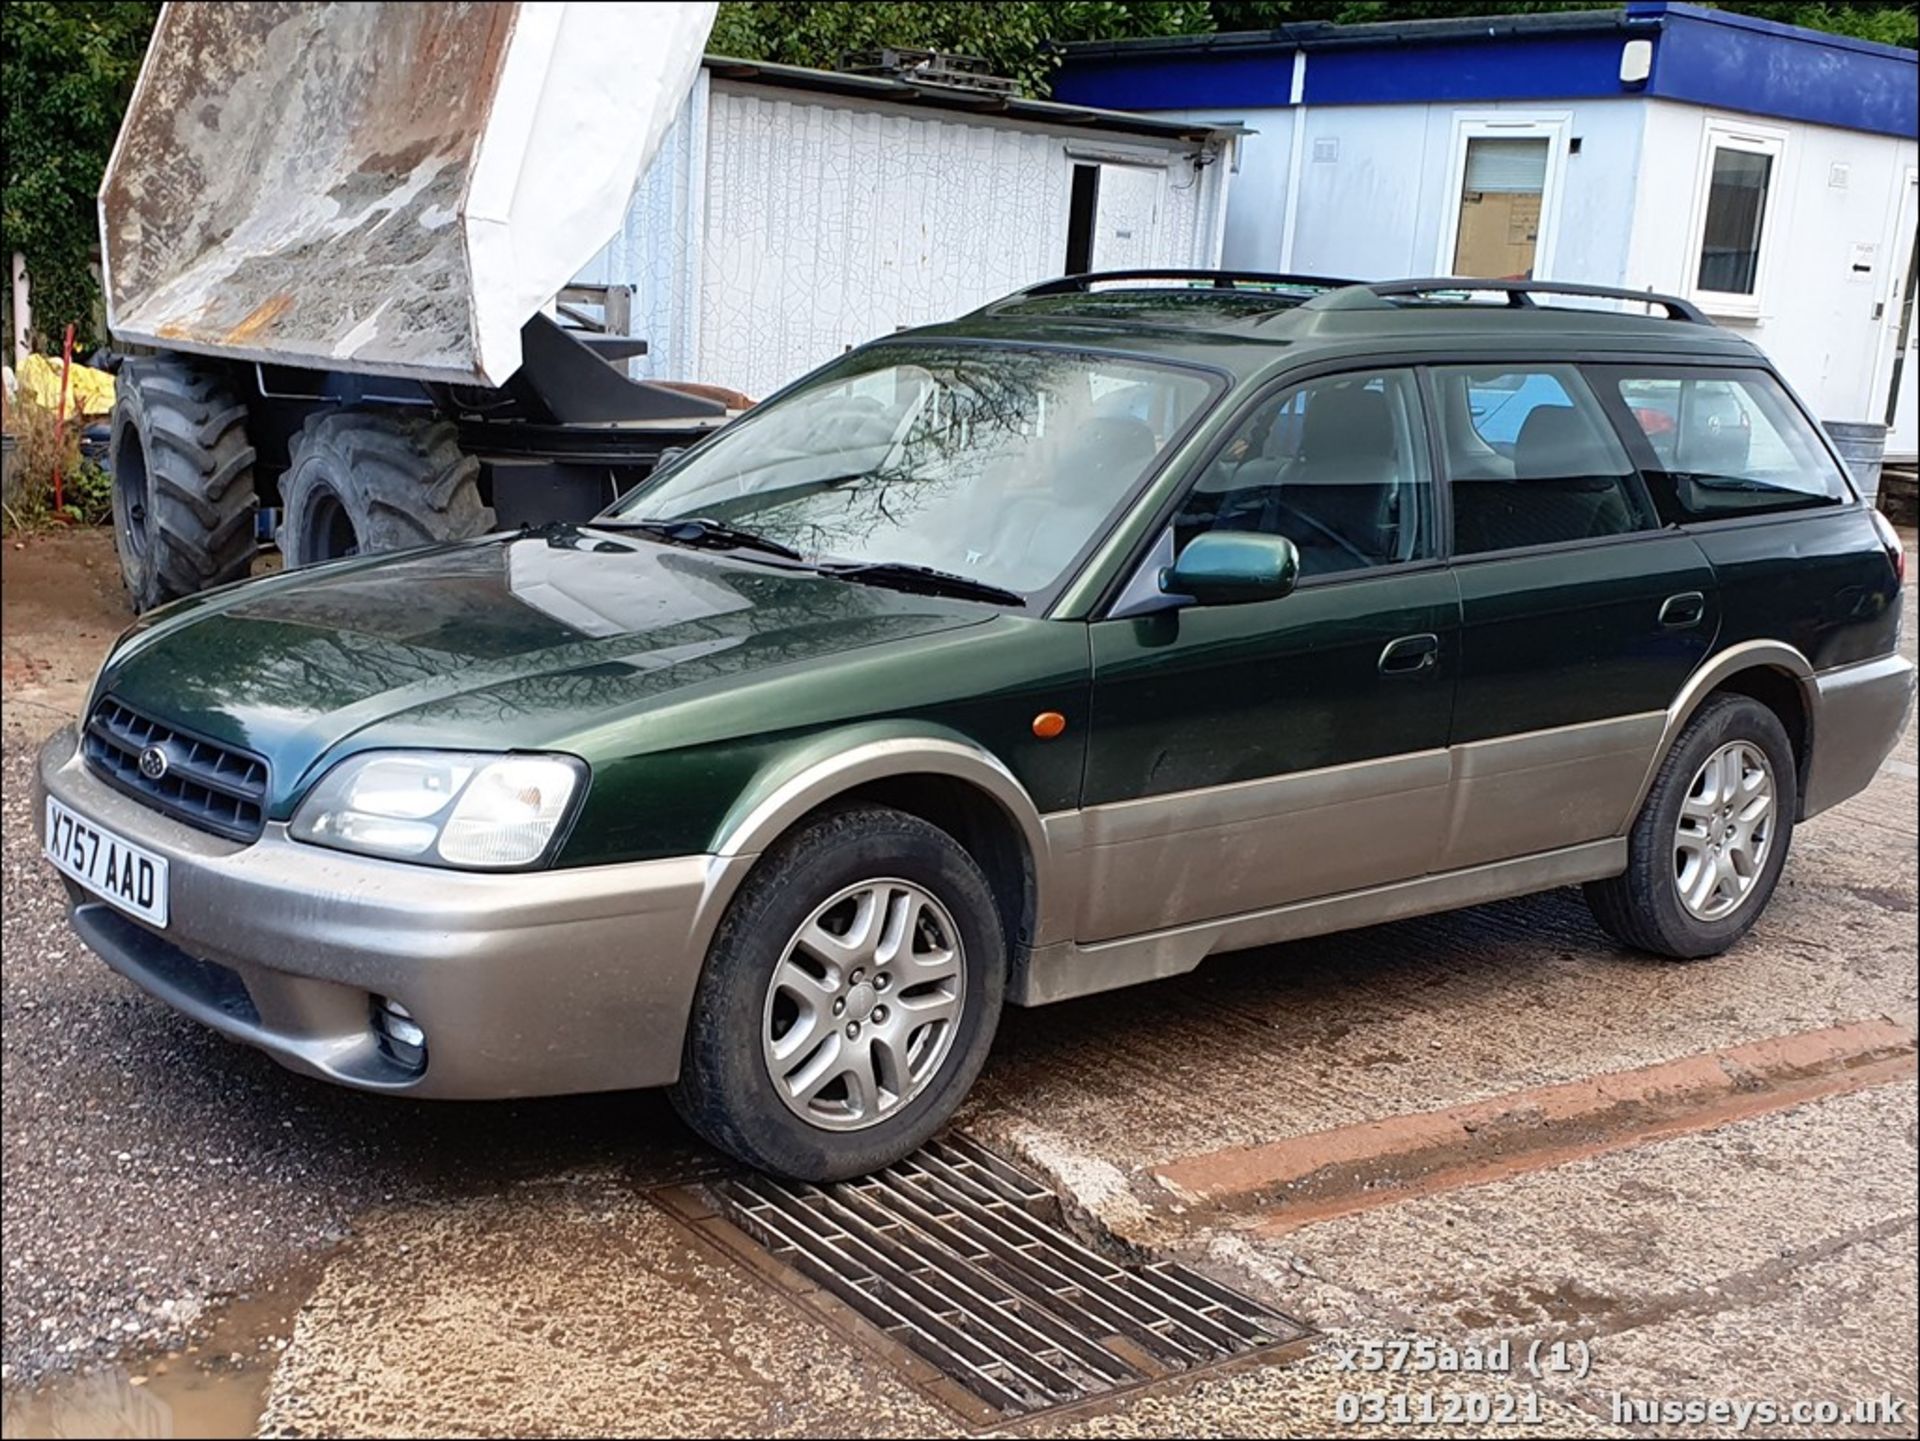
[1378,632,1440,675]
[1660,591,1706,628]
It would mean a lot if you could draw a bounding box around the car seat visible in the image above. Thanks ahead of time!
[1452,405,1633,554]
[807,396,896,460]
[992,417,1159,587]
[1268,385,1400,572]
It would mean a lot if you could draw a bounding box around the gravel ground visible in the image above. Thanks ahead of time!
[0,731,710,1386]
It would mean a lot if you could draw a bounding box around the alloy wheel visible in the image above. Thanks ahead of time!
[1674,740,1776,922]
[761,878,966,1132]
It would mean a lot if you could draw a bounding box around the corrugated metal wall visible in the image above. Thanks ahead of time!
[581,76,1230,399]
[574,71,710,385]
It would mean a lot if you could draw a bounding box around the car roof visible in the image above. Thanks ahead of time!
[902,272,1766,376]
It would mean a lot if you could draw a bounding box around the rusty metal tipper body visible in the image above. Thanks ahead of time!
[97,2,731,605]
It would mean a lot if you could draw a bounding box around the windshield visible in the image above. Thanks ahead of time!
[611,344,1218,597]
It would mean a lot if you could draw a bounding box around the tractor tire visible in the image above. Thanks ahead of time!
[279,410,493,567]
[109,356,258,612]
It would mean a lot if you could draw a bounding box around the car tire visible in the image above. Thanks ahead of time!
[279,410,493,566]
[1584,693,1797,959]
[670,805,1006,1181]
[110,356,258,612]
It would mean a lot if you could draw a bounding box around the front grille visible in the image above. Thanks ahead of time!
[83,697,269,842]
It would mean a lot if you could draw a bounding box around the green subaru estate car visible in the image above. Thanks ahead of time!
[37,273,1914,1180]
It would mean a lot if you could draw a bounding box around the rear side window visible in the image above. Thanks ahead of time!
[1595,367,1853,522]
[1431,365,1656,557]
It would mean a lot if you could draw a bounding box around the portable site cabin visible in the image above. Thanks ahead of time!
[573,56,1242,401]
[1055,1,1920,463]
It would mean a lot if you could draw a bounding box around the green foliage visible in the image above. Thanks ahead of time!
[1208,1,1612,28]
[0,1,159,351]
[714,0,1918,83]
[64,458,115,526]
[1717,3,1915,49]
[1206,2,1914,51]
[711,2,1217,93]
[0,390,104,532]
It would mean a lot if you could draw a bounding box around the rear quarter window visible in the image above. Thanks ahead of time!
[1591,366,1854,524]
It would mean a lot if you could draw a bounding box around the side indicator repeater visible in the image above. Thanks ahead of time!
[1032,711,1067,739]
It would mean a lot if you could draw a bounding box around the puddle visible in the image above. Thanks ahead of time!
[0,1269,316,1440]
[1,1362,265,1440]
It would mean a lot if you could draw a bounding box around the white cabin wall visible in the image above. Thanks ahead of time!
[1627,98,1919,424]
[1546,102,1647,288]
[1146,107,1296,271]
[695,88,1059,397]
[1286,103,1446,280]
[1279,98,1644,285]
[576,81,1235,400]
[688,83,1227,398]
[573,70,708,383]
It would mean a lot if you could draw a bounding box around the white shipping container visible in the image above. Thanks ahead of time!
[577,64,1239,399]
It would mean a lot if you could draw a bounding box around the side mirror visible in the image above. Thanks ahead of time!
[1161,532,1300,606]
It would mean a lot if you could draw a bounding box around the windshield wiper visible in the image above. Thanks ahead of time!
[595,517,1024,605]
[594,515,803,561]
[814,560,1025,607]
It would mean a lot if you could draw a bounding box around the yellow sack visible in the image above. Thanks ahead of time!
[16,353,116,420]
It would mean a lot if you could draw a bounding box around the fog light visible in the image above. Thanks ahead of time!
[372,995,427,1072]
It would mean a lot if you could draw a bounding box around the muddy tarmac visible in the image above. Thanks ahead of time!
[3,526,1914,1437]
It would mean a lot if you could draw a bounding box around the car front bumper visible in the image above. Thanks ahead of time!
[34,726,740,1098]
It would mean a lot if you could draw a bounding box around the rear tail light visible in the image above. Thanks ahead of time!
[1869,508,1906,587]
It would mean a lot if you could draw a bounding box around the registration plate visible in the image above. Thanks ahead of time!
[44,796,169,928]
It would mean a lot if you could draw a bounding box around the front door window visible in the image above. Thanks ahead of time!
[1168,368,1438,578]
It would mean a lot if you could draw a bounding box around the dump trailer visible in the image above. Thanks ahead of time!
[98,0,730,610]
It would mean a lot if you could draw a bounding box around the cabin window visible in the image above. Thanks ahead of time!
[1688,122,1785,317]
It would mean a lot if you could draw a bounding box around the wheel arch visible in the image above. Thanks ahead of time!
[1631,641,1818,823]
[708,726,1056,968]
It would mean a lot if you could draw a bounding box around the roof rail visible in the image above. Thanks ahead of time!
[1009,268,1362,299]
[1306,278,1712,324]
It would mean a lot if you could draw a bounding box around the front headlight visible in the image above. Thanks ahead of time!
[290,751,585,868]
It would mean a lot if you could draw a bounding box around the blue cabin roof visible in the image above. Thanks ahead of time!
[1053,2,1917,140]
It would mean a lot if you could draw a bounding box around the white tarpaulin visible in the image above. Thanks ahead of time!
[98,1,715,386]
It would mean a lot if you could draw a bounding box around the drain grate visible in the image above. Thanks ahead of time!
[701,1134,1309,1418]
